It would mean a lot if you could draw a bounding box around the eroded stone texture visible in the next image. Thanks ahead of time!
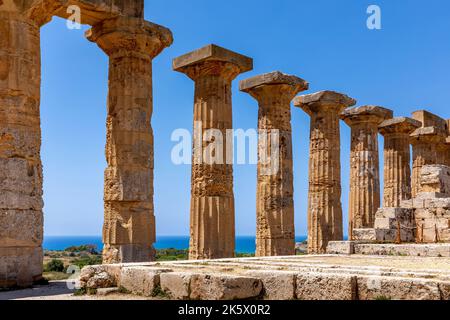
[341,106,393,238]
[240,71,308,256]
[23,0,144,26]
[294,91,356,253]
[87,17,173,263]
[410,110,448,198]
[379,117,421,207]
[173,45,253,260]
[0,2,48,288]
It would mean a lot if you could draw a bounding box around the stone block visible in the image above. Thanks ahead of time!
[0,210,43,247]
[352,228,376,241]
[118,267,167,297]
[160,272,192,300]
[326,241,355,254]
[80,264,122,289]
[189,274,262,300]
[173,44,253,74]
[104,167,153,202]
[420,165,450,196]
[356,275,442,300]
[0,246,43,288]
[295,273,357,300]
[244,270,296,300]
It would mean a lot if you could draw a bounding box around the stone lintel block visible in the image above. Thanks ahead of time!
[352,228,376,241]
[22,0,145,26]
[295,273,357,300]
[293,90,356,115]
[239,71,308,93]
[378,117,422,135]
[420,165,450,196]
[412,110,447,130]
[326,241,355,255]
[340,105,393,125]
[86,16,173,58]
[173,44,253,74]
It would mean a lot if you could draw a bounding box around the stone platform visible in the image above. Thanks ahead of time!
[327,242,450,257]
[80,255,450,300]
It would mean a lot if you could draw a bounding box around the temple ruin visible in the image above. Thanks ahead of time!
[1,0,450,293]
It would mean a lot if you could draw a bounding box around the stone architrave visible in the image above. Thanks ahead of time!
[341,106,393,237]
[379,117,421,207]
[173,44,253,260]
[294,91,356,253]
[87,17,173,263]
[240,71,309,256]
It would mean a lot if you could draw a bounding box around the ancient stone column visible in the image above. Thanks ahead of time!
[87,17,173,263]
[341,106,393,238]
[410,110,448,198]
[173,44,253,260]
[240,72,309,256]
[294,91,356,254]
[0,2,52,287]
[379,117,421,207]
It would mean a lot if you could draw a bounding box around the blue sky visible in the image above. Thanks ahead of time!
[41,0,450,236]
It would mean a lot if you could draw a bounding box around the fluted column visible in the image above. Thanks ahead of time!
[87,17,173,263]
[379,117,421,207]
[410,111,448,198]
[0,2,53,288]
[341,106,393,237]
[173,44,253,260]
[295,91,356,254]
[240,72,308,256]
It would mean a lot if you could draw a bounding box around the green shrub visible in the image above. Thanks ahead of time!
[71,255,102,269]
[44,259,65,272]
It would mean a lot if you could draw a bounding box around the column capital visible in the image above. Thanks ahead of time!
[340,105,393,126]
[379,117,421,136]
[410,126,447,144]
[239,71,308,103]
[294,90,356,116]
[173,44,253,81]
[86,17,173,59]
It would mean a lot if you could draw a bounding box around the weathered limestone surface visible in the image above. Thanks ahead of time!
[240,71,309,256]
[173,45,253,260]
[420,165,450,197]
[341,106,393,237]
[87,17,173,263]
[294,91,356,253]
[411,110,448,198]
[0,1,48,288]
[24,0,144,26]
[374,207,415,242]
[80,255,450,300]
[413,165,450,243]
[370,165,450,244]
[379,117,421,207]
[327,241,450,257]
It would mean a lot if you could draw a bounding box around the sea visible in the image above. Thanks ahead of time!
[43,236,308,254]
